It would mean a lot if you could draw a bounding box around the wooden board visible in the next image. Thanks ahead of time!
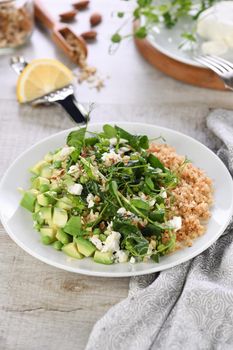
[133,22,226,91]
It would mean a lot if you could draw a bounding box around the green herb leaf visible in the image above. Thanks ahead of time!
[148,153,165,171]
[117,11,124,18]
[111,33,122,43]
[67,127,86,148]
[130,198,150,211]
[135,26,147,39]
[123,233,149,257]
[103,124,117,138]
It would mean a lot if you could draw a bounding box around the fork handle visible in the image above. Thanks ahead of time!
[56,94,87,124]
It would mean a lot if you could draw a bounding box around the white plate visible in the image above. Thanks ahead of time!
[145,17,233,67]
[0,122,233,277]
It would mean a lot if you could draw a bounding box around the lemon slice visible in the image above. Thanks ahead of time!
[17,58,74,103]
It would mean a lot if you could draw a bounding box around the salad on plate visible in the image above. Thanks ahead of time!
[20,125,212,265]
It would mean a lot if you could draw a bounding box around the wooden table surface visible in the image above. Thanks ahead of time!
[1,1,233,349]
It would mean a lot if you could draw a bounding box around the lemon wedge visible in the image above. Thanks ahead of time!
[17,58,73,103]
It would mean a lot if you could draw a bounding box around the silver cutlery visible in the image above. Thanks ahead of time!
[195,55,233,90]
[10,56,88,124]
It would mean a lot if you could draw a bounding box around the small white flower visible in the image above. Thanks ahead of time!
[67,183,83,195]
[90,235,103,251]
[101,231,121,253]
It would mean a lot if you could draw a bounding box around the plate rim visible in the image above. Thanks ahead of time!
[1,121,233,277]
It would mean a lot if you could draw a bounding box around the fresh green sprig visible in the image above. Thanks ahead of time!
[111,0,217,47]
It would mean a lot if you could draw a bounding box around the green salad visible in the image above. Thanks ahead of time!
[20,125,182,265]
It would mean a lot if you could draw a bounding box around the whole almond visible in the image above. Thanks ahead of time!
[59,10,77,22]
[73,1,89,10]
[81,30,97,41]
[90,12,102,27]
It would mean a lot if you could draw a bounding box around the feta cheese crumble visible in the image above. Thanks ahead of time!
[101,150,122,167]
[67,183,83,195]
[86,193,95,208]
[167,216,182,232]
[160,187,167,199]
[115,250,128,263]
[90,235,103,251]
[101,231,121,253]
[57,146,75,160]
[129,257,136,264]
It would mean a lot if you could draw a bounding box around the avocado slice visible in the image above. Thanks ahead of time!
[44,152,54,162]
[56,197,73,210]
[94,251,113,265]
[37,193,50,206]
[63,216,81,236]
[56,228,71,245]
[32,176,50,190]
[30,160,49,175]
[20,191,36,212]
[34,201,42,213]
[52,240,63,251]
[41,166,52,179]
[62,243,84,259]
[40,226,56,239]
[53,207,68,227]
[33,211,44,225]
[39,206,52,222]
[76,237,96,257]
[37,192,57,206]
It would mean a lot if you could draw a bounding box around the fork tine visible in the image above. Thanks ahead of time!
[210,55,233,71]
[195,56,225,75]
[203,55,232,73]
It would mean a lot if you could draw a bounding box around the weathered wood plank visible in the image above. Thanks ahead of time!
[0,225,129,350]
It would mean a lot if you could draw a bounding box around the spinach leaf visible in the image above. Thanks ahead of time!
[139,135,149,149]
[103,124,117,138]
[148,153,165,171]
[145,175,154,191]
[123,233,149,257]
[85,136,99,146]
[67,127,86,148]
[113,219,140,237]
[115,126,148,150]
[149,208,165,223]
[130,198,150,211]
[141,223,163,236]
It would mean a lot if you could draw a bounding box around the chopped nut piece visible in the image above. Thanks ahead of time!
[0,2,33,48]
[81,30,97,41]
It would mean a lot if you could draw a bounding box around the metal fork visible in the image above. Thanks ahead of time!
[195,55,233,90]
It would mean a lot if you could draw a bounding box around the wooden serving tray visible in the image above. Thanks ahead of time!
[133,22,226,90]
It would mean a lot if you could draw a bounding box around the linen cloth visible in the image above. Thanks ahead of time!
[86,109,233,350]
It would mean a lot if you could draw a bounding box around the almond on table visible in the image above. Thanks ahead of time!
[73,0,89,10]
[81,30,97,41]
[59,10,77,22]
[90,12,102,27]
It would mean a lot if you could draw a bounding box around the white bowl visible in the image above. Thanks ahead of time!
[0,122,233,277]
